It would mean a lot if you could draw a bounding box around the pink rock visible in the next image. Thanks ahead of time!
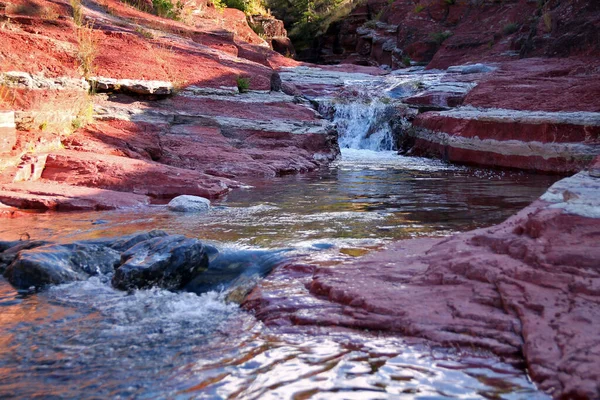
[0,181,150,211]
[245,198,600,398]
[40,150,235,199]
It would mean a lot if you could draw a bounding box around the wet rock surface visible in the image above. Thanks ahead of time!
[5,243,121,289]
[113,235,208,291]
[0,230,281,297]
[244,169,600,398]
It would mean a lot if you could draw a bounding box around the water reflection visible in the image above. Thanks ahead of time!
[0,151,558,398]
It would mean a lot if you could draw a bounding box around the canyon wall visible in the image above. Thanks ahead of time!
[315,0,599,69]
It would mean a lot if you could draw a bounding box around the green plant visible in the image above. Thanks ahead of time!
[413,3,425,13]
[402,55,411,67]
[502,22,519,35]
[211,0,227,11]
[387,0,393,5]
[39,121,48,131]
[76,22,98,78]
[135,26,155,39]
[430,30,452,44]
[71,95,95,131]
[543,12,552,32]
[364,19,377,29]
[70,0,84,25]
[236,76,250,93]
[444,0,455,4]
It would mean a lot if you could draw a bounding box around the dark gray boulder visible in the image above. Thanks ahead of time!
[0,240,52,274]
[112,235,208,291]
[184,248,287,298]
[81,230,169,252]
[5,243,121,289]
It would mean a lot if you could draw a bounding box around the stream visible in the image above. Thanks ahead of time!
[0,149,558,399]
[0,67,562,399]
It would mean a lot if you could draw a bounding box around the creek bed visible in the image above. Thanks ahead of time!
[0,150,558,399]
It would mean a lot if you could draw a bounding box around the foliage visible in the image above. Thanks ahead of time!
[76,22,98,78]
[502,22,519,35]
[413,3,424,13]
[211,0,227,11]
[135,26,155,38]
[70,0,84,25]
[272,0,364,51]
[121,0,186,20]
[236,76,250,93]
[401,55,411,67]
[363,19,376,29]
[429,30,452,44]
[543,12,552,32]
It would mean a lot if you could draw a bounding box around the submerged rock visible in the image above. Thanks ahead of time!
[184,248,287,301]
[112,235,208,291]
[5,243,121,289]
[0,240,52,274]
[167,195,211,213]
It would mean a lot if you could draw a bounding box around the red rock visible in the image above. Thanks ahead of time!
[0,181,150,211]
[40,150,235,199]
[245,194,600,398]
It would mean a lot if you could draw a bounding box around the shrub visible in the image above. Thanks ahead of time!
[402,55,411,67]
[502,22,519,35]
[135,26,155,38]
[236,76,250,93]
[70,0,83,25]
[364,19,377,29]
[76,22,98,78]
[444,0,455,4]
[430,30,452,44]
[543,12,552,32]
[413,3,425,13]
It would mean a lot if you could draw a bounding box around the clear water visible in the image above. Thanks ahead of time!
[0,150,558,399]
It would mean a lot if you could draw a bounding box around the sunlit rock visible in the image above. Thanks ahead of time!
[167,195,211,213]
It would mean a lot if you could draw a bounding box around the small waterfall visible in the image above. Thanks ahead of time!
[332,100,398,151]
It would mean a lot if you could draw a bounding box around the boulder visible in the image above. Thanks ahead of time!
[79,230,170,253]
[0,240,51,274]
[184,248,286,298]
[167,195,211,213]
[112,235,208,291]
[5,243,121,289]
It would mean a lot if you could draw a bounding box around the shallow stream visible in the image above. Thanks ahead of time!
[0,150,558,399]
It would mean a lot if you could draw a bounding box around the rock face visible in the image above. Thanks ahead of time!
[5,243,121,289]
[0,0,336,213]
[244,166,600,399]
[403,58,600,173]
[112,235,209,291]
[314,0,600,69]
[167,195,211,212]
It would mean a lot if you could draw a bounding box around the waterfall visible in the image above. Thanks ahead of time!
[332,100,398,151]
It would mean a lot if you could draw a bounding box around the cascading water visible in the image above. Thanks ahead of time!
[332,100,398,150]
[323,71,439,152]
